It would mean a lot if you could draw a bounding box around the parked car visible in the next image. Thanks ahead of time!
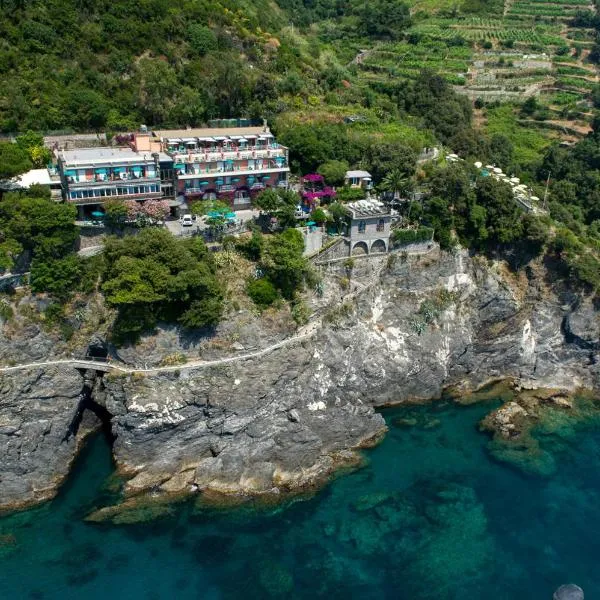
[180,214,194,227]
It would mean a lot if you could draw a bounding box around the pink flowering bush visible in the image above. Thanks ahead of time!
[125,199,170,226]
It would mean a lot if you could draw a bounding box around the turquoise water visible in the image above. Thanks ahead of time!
[1,399,599,599]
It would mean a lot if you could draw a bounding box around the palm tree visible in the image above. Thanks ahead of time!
[381,169,413,204]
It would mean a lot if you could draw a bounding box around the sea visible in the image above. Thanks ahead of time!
[0,398,598,599]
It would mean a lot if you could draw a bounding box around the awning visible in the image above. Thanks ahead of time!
[244,134,257,139]
[112,167,124,173]
[214,136,227,141]
[182,138,196,143]
[175,163,185,169]
[95,168,108,174]
[216,179,224,184]
[232,178,241,182]
[167,138,183,144]
[65,170,77,176]
[200,181,209,185]
[198,137,215,142]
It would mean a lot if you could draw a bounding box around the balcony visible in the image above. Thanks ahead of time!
[67,175,160,189]
[172,146,286,164]
[177,166,288,180]
[67,190,163,206]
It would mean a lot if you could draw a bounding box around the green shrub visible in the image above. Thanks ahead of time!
[247,278,278,308]
[291,298,310,325]
[0,299,13,322]
[391,227,434,246]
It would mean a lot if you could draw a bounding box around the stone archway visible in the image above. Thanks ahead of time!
[351,241,369,256]
[370,239,387,254]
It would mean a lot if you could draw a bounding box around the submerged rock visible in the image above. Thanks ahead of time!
[554,583,584,600]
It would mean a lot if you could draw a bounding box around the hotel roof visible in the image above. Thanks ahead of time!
[153,126,272,141]
[59,147,171,167]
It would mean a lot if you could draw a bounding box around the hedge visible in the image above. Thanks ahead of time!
[391,227,434,246]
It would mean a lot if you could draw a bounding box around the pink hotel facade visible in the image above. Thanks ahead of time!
[135,125,289,209]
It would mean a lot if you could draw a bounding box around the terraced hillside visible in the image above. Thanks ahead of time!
[353,0,598,145]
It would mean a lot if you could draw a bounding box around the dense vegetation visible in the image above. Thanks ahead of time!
[2,0,600,336]
[0,191,81,295]
[101,228,223,340]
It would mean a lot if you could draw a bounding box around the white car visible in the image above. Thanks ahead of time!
[180,214,194,227]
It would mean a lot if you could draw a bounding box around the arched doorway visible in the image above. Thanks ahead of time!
[352,241,368,256]
[371,239,387,254]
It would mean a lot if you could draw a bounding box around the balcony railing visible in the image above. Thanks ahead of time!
[67,191,163,205]
[67,175,160,188]
[177,165,288,179]
[172,147,286,163]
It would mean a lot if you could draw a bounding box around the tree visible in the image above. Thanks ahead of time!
[521,96,538,117]
[381,169,412,201]
[15,131,51,168]
[310,208,329,225]
[359,0,411,39]
[137,57,178,124]
[367,142,417,184]
[317,160,349,186]
[247,278,278,308]
[102,228,223,340]
[260,228,308,298]
[253,188,300,229]
[0,143,32,180]
[328,202,348,233]
[187,24,217,55]
[103,199,129,230]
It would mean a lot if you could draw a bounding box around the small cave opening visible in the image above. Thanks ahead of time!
[86,336,109,361]
[63,371,114,445]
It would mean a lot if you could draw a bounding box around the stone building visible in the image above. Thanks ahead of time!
[345,199,391,256]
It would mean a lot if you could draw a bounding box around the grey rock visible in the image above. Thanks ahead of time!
[4,249,600,508]
[0,367,99,511]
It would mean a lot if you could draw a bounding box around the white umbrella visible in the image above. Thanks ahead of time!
[493,167,502,174]
[474,161,483,169]
[510,177,520,184]
[530,196,540,202]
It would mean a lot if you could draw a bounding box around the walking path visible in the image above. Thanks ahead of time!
[0,245,439,377]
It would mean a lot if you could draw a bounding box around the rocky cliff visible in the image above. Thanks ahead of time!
[1,248,599,513]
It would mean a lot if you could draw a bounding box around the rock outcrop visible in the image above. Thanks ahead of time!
[2,248,600,512]
[0,367,100,511]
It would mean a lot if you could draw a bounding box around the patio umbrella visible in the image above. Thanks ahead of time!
[91,211,105,218]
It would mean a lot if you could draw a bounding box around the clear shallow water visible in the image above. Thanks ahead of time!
[1,399,599,599]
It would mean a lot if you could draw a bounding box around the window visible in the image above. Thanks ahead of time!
[358,220,366,233]
[377,219,385,232]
